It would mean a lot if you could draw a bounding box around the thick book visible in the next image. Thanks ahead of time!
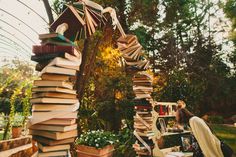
[34,80,73,89]
[30,111,78,125]
[33,136,75,146]
[32,45,77,55]
[29,129,77,140]
[32,103,79,112]
[39,33,75,46]
[32,92,77,99]
[30,124,77,132]
[41,73,71,81]
[30,98,78,104]
[46,57,80,71]
[40,118,76,126]
[40,66,77,76]
[32,87,76,94]
[38,143,70,152]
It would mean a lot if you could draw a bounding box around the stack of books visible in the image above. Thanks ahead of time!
[29,33,81,156]
[117,35,150,72]
[132,72,153,99]
[132,72,154,156]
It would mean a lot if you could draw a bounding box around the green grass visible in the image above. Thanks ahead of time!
[211,124,236,153]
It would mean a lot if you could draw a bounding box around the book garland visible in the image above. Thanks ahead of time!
[29,0,155,156]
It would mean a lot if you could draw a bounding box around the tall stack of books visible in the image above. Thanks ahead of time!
[132,72,154,156]
[29,33,81,157]
[117,35,150,72]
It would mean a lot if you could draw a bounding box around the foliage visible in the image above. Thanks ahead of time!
[52,0,66,15]
[12,112,24,127]
[114,127,136,157]
[0,59,35,139]
[208,115,224,124]
[0,113,6,128]
[0,60,35,114]
[75,130,119,149]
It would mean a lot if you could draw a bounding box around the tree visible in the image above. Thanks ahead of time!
[0,59,35,139]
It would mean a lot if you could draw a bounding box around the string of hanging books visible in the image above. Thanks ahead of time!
[28,0,153,156]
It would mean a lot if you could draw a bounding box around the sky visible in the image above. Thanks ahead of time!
[0,0,50,66]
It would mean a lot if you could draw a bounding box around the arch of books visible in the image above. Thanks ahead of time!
[29,0,162,156]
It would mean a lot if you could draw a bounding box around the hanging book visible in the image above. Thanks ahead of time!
[50,5,86,41]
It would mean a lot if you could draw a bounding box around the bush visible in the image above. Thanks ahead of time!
[75,130,119,149]
[208,115,224,124]
[12,112,24,127]
[114,128,136,157]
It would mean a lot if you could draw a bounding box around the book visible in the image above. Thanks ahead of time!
[32,103,79,112]
[30,98,78,104]
[118,39,138,49]
[32,87,76,94]
[133,72,153,80]
[40,118,76,126]
[64,52,81,62]
[38,143,70,152]
[41,73,71,81]
[117,35,137,44]
[34,80,73,89]
[32,92,77,99]
[38,150,69,157]
[30,124,77,132]
[47,57,80,71]
[134,105,152,110]
[119,43,141,54]
[39,33,75,46]
[30,111,78,125]
[40,66,77,76]
[133,116,152,121]
[133,86,153,91]
[29,129,77,140]
[50,5,85,41]
[32,45,78,55]
[31,52,67,62]
[33,136,75,146]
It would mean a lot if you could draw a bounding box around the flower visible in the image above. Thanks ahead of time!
[75,130,119,149]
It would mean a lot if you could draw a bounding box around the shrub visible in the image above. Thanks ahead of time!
[75,130,119,149]
[12,112,24,127]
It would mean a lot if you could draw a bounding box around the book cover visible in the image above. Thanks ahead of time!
[39,33,75,46]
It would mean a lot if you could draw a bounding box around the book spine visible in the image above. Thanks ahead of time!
[31,52,66,62]
[32,45,75,55]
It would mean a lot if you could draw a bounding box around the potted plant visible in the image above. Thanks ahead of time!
[12,113,24,138]
[75,130,119,157]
